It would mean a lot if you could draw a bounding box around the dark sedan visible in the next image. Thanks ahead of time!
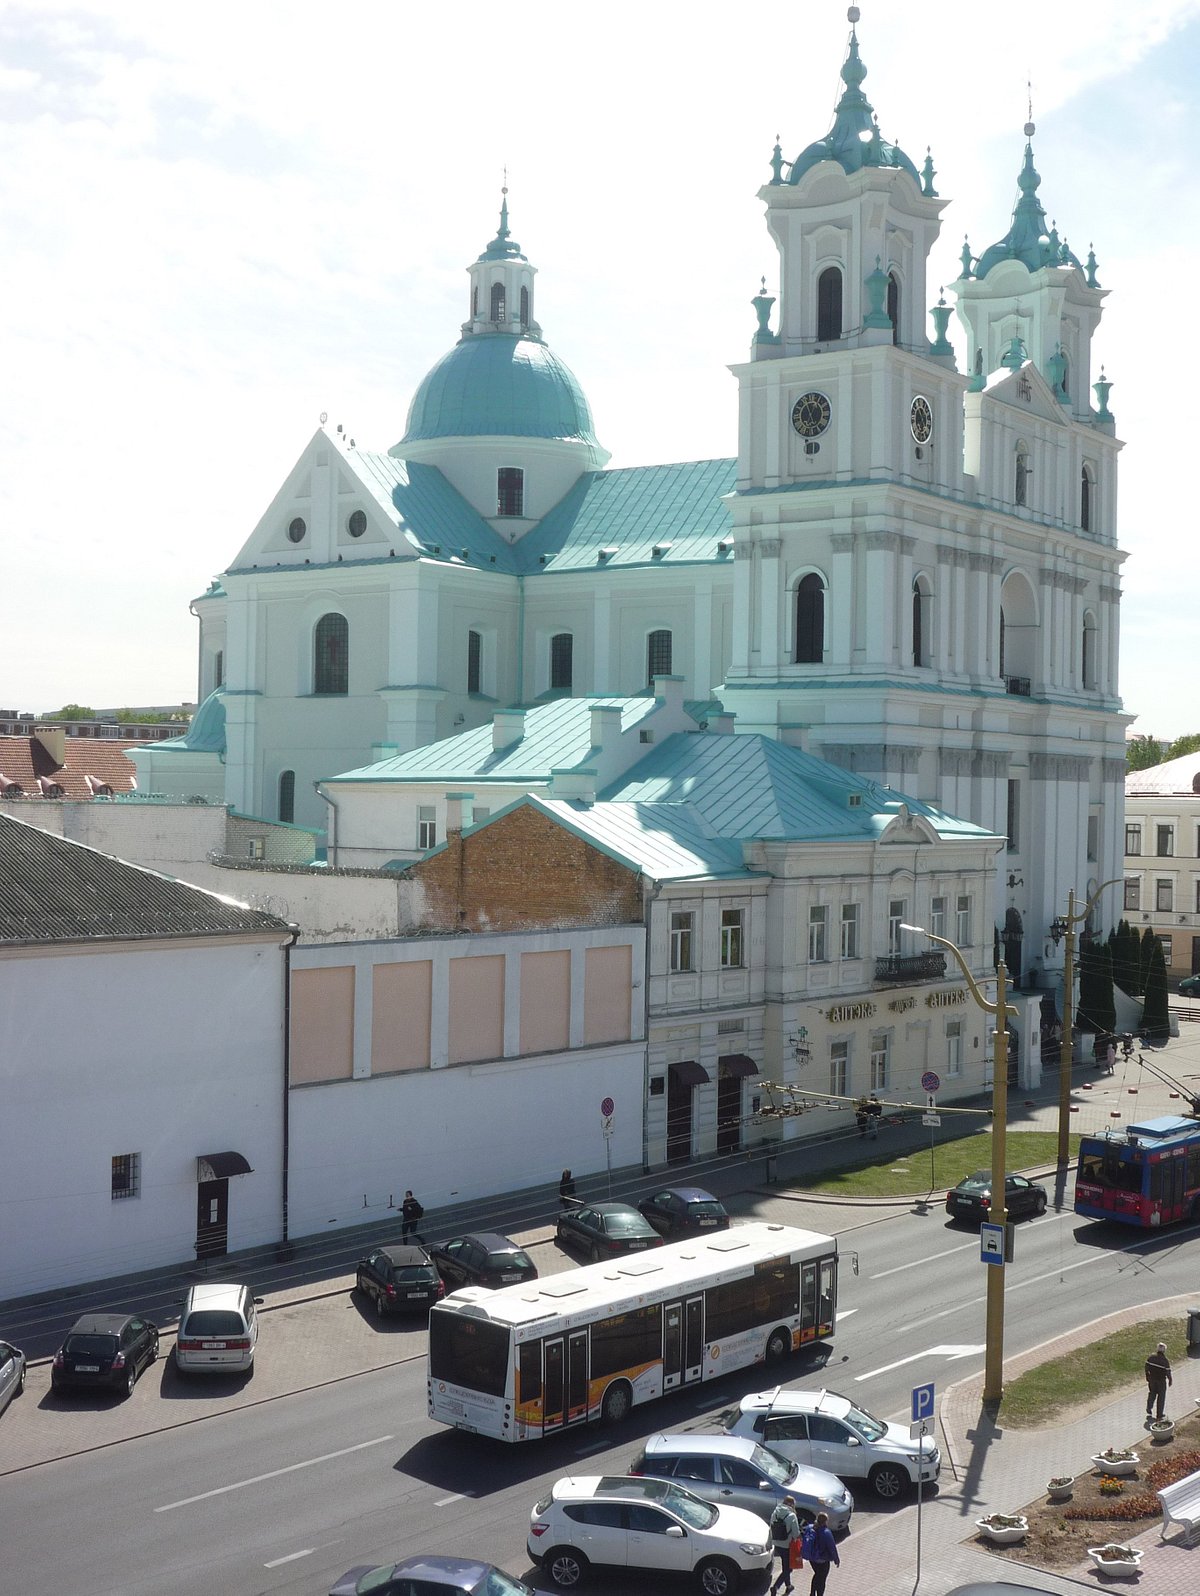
[556,1201,664,1261]
[355,1245,444,1317]
[330,1553,533,1596]
[428,1232,538,1291]
[51,1312,159,1397]
[638,1185,730,1238]
[945,1170,1048,1225]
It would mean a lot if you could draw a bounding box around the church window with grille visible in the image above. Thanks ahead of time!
[887,271,900,345]
[497,467,524,517]
[1015,447,1030,506]
[1080,465,1094,532]
[550,632,573,693]
[214,650,224,688]
[794,574,825,663]
[519,286,529,328]
[816,267,842,342]
[314,614,348,695]
[467,630,482,695]
[279,770,295,824]
[647,629,673,684]
[489,282,506,323]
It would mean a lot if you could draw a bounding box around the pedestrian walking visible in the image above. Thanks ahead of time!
[1105,1038,1117,1074]
[768,1495,801,1594]
[867,1094,882,1138]
[559,1169,576,1209]
[803,1512,840,1596]
[854,1097,869,1137]
[1145,1340,1172,1421]
[400,1189,424,1241]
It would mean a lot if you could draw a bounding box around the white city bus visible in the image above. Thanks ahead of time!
[427,1221,837,1441]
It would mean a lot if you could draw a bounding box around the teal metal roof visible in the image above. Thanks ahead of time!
[534,797,751,881]
[972,132,1082,279]
[330,695,673,786]
[399,334,599,447]
[149,689,226,755]
[782,27,921,187]
[477,194,526,263]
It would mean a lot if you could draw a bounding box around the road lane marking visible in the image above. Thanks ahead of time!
[871,1243,974,1278]
[264,1550,314,1568]
[436,1493,470,1505]
[155,1435,395,1512]
[855,1343,984,1381]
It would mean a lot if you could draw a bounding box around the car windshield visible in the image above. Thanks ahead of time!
[959,1172,990,1190]
[482,1573,531,1596]
[183,1311,243,1337]
[397,1266,435,1282]
[491,1251,532,1269]
[684,1201,725,1219]
[354,1569,396,1595]
[600,1212,645,1234]
[751,1443,794,1484]
[664,1484,719,1528]
[844,1404,888,1441]
[66,1335,118,1357]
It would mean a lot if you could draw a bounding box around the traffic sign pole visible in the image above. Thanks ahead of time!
[909,1382,934,1596]
[600,1097,615,1197]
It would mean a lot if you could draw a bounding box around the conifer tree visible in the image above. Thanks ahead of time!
[1142,936,1170,1040]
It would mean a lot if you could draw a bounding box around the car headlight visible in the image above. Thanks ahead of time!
[742,1542,769,1556]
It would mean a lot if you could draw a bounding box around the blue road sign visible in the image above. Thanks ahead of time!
[980,1222,1005,1265]
[911,1381,935,1423]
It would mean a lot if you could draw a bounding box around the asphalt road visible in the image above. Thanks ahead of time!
[4,1193,1197,1596]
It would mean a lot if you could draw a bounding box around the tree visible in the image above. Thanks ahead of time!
[1077,932,1115,1037]
[43,703,95,721]
[1167,732,1200,760]
[1127,736,1164,771]
[1141,936,1170,1040]
[1140,926,1160,993]
[1111,920,1142,996]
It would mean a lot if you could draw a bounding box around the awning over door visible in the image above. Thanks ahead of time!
[197,1152,253,1182]
[668,1060,711,1087]
[718,1054,759,1078]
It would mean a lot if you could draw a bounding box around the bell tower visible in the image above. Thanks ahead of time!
[463,184,541,341]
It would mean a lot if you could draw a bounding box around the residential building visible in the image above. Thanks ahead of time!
[1124,752,1200,981]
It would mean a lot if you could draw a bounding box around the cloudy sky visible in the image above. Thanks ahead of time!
[2,0,1197,735]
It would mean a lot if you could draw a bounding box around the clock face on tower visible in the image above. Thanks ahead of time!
[910,395,933,443]
[791,391,832,439]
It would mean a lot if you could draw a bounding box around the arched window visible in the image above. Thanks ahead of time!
[816,267,842,343]
[887,271,900,346]
[1060,351,1070,398]
[314,613,348,695]
[1082,612,1098,690]
[647,629,673,684]
[550,632,573,693]
[794,574,825,663]
[912,577,932,667]
[1015,447,1030,507]
[519,286,529,328]
[279,770,295,824]
[214,650,224,689]
[471,286,478,318]
[489,282,506,323]
[1080,465,1094,532]
[497,467,524,517]
[467,629,482,695]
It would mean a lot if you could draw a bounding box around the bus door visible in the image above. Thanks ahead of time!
[542,1332,590,1432]
[663,1297,705,1390]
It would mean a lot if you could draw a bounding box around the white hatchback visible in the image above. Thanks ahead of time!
[528,1474,772,1596]
[718,1386,939,1500]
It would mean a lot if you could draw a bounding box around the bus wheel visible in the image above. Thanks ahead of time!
[546,1547,586,1588]
[765,1328,791,1363]
[600,1380,632,1424]
[697,1556,741,1595]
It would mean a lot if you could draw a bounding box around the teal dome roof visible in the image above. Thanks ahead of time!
[786,28,921,186]
[401,334,600,447]
[154,689,226,756]
[972,130,1082,279]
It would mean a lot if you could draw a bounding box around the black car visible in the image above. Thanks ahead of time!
[330,1553,533,1596]
[428,1232,538,1290]
[945,1170,1048,1225]
[638,1185,730,1238]
[556,1201,664,1261]
[51,1312,159,1397]
[1179,974,1200,996]
[355,1245,444,1317]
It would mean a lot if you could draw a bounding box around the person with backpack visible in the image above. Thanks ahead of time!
[768,1495,801,1594]
[802,1512,840,1596]
[401,1189,424,1240]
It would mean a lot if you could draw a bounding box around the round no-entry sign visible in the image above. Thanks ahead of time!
[921,1071,941,1093]
[601,1096,615,1117]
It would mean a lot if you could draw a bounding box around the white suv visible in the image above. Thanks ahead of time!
[528,1474,771,1596]
[718,1387,939,1500]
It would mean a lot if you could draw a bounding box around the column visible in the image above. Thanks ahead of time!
[829,533,855,667]
[759,539,782,673]
[731,542,754,674]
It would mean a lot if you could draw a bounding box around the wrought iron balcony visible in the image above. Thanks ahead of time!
[874,950,947,985]
[1005,675,1031,696]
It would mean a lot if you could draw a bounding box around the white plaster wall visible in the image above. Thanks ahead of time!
[0,937,288,1300]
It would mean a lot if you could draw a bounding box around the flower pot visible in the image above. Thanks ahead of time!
[1091,1452,1139,1476]
[1149,1419,1174,1443]
[976,1515,1029,1544]
[1046,1479,1075,1502]
[1087,1544,1144,1578]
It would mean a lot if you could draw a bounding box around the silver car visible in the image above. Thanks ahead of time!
[630,1432,853,1531]
[0,1339,26,1418]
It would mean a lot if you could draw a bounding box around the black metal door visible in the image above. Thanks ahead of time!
[716,1072,742,1152]
[196,1178,228,1260]
[666,1075,693,1163]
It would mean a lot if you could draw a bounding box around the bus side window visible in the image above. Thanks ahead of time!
[818,1257,836,1326]
[800,1261,817,1331]
[519,1340,542,1407]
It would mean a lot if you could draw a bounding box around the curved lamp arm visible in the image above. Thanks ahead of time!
[901,924,1018,1021]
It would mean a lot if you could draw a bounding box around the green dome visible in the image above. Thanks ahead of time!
[786,29,921,186]
[401,334,600,447]
[153,689,226,755]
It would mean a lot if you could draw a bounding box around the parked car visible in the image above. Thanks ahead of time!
[428,1231,538,1290]
[51,1312,159,1397]
[638,1186,731,1239]
[718,1386,940,1500]
[355,1244,444,1317]
[330,1554,533,1596]
[528,1473,772,1595]
[556,1201,664,1261]
[945,1170,1047,1225]
[629,1432,852,1531]
[175,1282,261,1375]
[1179,974,1200,996]
[0,1340,26,1418]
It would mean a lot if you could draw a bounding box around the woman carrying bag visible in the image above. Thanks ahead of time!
[768,1495,801,1595]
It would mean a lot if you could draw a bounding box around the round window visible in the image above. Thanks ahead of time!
[348,509,367,538]
[287,517,306,543]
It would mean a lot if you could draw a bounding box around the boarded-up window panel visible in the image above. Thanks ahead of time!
[371,962,432,1073]
[520,951,571,1055]
[291,967,355,1083]
[448,955,505,1064]
[584,944,633,1045]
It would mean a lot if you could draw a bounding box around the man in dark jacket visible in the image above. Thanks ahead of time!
[401,1189,424,1241]
[1145,1341,1172,1421]
[804,1511,840,1596]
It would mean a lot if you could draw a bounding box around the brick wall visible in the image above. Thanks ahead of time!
[404,804,643,932]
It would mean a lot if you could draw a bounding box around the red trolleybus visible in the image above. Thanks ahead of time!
[1074,1115,1200,1227]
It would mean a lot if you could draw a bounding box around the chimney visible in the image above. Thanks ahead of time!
[649,673,685,713]
[444,791,474,833]
[33,724,66,765]
[590,705,622,748]
[492,709,525,749]
[707,712,737,735]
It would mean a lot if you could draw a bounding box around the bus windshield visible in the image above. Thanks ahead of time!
[429,1313,510,1397]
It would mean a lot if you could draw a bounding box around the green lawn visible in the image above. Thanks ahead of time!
[804,1130,1080,1197]
[999,1318,1189,1426]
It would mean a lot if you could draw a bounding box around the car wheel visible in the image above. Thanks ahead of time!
[16,1364,25,1395]
[546,1546,586,1588]
[696,1556,741,1596]
[1034,1192,1047,1216]
[589,1244,602,1264]
[600,1379,633,1425]
[123,1363,137,1398]
[765,1327,791,1363]
[869,1462,908,1500]
[148,1332,160,1364]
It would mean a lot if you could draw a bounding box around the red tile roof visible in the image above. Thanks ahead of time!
[0,734,139,802]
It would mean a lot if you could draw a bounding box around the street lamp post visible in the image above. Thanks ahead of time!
[903,924,1017,1405]
[1048,879,1122,1172]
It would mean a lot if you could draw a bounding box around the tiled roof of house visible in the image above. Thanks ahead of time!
[0,814,294,946]
[0,734,138,801]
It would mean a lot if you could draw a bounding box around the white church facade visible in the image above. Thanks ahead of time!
[132,16,1127,991]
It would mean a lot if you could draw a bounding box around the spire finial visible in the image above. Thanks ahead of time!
[1025,77,1034,139]
[847,5,860,24]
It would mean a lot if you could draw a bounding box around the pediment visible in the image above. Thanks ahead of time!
[878,804,940,845]
[984,362,1066,426]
